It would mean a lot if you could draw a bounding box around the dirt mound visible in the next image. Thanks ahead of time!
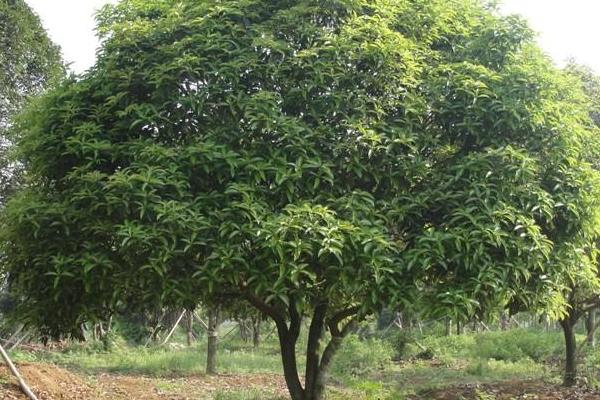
[0,363,98,399]
[417,380,600,399]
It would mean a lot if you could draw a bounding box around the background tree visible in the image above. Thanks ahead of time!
[2,1,600,400]
[0,0,64,204]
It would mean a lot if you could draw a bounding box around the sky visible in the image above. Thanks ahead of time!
[25,0,600,74]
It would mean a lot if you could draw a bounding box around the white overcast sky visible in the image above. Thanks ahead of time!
[25,0,600,74]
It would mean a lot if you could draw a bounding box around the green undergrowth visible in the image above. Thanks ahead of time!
[8,328,593,399]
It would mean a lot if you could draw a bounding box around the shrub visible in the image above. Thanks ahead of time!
[472,330,563,362]
[331,335,392,377]
[383,329,414,360]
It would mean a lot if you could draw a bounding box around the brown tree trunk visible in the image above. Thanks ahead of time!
[445,318,452,336]
[560,318,577,386]
[277,323,304,400]
[500,313,509,331]
[186,310,194,347]
[252,317,261,349]
[586,309,596,348]
[206,308,220,375]
[244,293,357,400]
[304,303,327,400]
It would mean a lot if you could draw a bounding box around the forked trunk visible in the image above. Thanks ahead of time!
[276,304,354,400]
[244,293,357,400]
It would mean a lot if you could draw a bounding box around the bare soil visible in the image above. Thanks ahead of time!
[3,363,600,399]
[0,363,288,399]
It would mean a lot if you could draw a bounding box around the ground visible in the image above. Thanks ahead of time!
[2,362,600,400]
[0,363,289,399]
[2,327,600,399]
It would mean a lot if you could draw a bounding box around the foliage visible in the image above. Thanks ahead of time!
[0,0,64,203]
[566,62,600,128]
[330,334,392,377]
[471,329,563,362]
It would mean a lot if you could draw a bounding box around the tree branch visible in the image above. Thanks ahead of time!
[243,290,286,328]
[288,298,302,341]
[327,306,360,337]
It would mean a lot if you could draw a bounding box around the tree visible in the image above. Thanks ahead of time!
[0,0,64,204]
[547,62,600,386]
[2,1,599,399]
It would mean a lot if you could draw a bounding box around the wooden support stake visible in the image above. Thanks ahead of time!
[0,342,38,400]
[161,311,186,346]
[193,312,210,331]
[144,312,166,347]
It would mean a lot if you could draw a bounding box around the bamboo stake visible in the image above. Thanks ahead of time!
[0,342,38,400]
[144,312,166,347]
[193,312,210,331]
[9,331,30,351]
[161,310,186,345]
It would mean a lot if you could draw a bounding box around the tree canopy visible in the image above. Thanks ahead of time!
[0,0,64,203]
[2,1,600,399]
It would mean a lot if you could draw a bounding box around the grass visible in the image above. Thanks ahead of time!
[213,389,286,400]
[7,325,594,399]
[13,341,285,377]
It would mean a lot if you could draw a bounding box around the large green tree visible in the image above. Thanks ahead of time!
[2,1,599,399]
[0,0,64,203]
[550,62,600,386]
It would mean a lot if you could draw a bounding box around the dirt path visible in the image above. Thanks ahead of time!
[0,363,288,399]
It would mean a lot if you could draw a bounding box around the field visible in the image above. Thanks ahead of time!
[2,321,600,399]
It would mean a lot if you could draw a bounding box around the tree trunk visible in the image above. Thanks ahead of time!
[585,309,596,348]
[500,313,509,331]
[560,318,577,386]
[277,325,304,400]
[456,320,463,335]
[244,293,357,400]
[252,317,261,349]
[304,304,327,400]
[187,310,194,347]
[206,308,219,375]
[445,318,452,336]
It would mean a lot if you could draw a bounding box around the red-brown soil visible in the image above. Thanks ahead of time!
[0,363,288,399]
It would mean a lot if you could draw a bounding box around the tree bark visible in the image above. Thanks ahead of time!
[243,290,357,400]
[276,322,304,400]
[456,320,463,335]
[252,316,261,349]
[500,313,509,331]
[206,308,220,375]
[304,303,327,399]
[560,318,577,386]
[445,318,452,336]
[186,310,194,347]
[161,310,186,345]
[585,309,596,348]
[238,319,250,342]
